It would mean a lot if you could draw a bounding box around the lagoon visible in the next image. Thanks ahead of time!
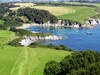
[26,24,100,51]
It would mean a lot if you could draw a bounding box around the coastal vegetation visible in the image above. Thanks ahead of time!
[17,7,58,24]
[10,28,53,37]
[29,43,73,51]
[44,50,100,75]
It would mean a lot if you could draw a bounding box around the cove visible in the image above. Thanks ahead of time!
[26,25,100,51]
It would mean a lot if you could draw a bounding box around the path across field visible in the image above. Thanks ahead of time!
[0,45,71,75]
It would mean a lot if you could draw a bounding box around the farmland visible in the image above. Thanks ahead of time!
[10,3,36,10]
[33,6,75,16]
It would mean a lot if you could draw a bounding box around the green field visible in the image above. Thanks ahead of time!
[33,2,99,23]
[57,6,97,23]
[0,20,4,24]
[0,45,71,75]
[0,45,23,75]
[0,30,16,45]
[0,30,71,75]
[33,6,75,16]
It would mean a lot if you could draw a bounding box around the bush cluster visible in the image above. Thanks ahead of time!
[44,50,100,75]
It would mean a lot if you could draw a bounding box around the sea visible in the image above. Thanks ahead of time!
[26,24,100,51]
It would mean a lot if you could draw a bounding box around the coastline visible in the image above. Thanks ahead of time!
[16,22,99,47]
[16,23,98,29]
[20,36,67,46]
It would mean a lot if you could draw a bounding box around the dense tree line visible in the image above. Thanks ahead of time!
[0,3,19,18]
[0,3,58,29]
[30,43,73,51]
[17,8,58,24]
[0,3,23,28]
[44,50,100,75]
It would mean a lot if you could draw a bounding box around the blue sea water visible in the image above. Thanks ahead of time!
[26,25,100,51]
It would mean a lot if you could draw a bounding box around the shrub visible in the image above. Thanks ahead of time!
[8,38,22,47]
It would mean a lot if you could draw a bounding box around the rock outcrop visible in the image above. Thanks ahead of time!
[20,35,66,46]
[86,18,100,25]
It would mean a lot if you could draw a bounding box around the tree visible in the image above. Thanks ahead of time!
[44,50,100,75]
[44,61,61,75]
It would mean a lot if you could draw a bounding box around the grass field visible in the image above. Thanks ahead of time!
[57,6,97,23]
[0,30,71,75]
[0,20,4,24]
[33,6,75,16]
[0,30,16,45]
[0,45,23,75]
[0,45,71,75]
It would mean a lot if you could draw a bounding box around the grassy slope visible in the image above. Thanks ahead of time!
[11,47,71,75]
[0,45,23,75]
[0,30,16,45]
[0,46,71,75]
[33,2,100,23]
[57,6,97,23]
[0,30,71,75]
[0,20,4,24]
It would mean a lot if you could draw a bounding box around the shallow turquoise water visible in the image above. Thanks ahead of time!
[26,25,100,51]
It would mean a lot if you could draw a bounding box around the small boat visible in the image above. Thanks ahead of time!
[86,31,93,35]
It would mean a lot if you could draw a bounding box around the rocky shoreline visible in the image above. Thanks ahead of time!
[16,23,98,29]
[16,18,100,29]
[20,36,67,46]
